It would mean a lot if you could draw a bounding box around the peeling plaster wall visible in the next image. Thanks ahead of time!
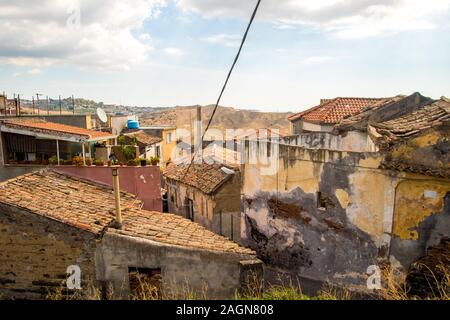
[283,131,377,153]
[241,141,450,289]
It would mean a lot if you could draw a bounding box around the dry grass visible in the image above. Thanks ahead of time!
[45,264,449,300]
[379,263,449,300]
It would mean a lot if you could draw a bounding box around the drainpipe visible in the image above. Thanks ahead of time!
[112,168,123,228]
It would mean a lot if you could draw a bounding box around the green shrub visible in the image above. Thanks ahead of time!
[49,156,58,165]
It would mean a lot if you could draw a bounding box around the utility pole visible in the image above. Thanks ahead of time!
[72,95,75,114]
[18,94,21,116]
[32,96,35,114]
[46,96,49,115]
[36,93,43,115]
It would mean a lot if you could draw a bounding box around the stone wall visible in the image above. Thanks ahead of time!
[0,204,97,299]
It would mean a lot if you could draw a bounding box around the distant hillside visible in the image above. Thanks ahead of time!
[139,105,292,133]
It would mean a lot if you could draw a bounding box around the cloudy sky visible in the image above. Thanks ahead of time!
[1,0,450,112]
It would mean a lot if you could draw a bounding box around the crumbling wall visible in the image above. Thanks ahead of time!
[241,142,449,291]
[0,204,97,299]
[97,233,262,299]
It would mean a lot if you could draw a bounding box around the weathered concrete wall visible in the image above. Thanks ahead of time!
[241,141,450,291]
[389,180,450,269]
[0,115,92,129]
[96,233,261,299]
[283,131,377,152]
[0,165,43,182]
[290,119,334,135]
[0,204,97,299]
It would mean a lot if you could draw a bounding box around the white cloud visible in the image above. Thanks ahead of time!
[163,47,185,57]
[0,0,166,70]
[27,68,42,75]
[203,34,241,47]
[302,55,336,65]
[176,0,450,39]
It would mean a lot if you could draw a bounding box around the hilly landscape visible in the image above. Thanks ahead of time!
[138,105,293,133]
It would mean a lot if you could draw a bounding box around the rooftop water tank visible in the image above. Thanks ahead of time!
[127,120,140,129]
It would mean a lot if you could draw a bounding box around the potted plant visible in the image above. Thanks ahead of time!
[86,158,93,166]
[150,156,160,166]
[94,159,104,166]
[72,156,84,167]
[107,160,112,166]
[127,159,138,167]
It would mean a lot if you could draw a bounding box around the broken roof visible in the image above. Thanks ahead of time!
[0,118,115,142]
[371,97,450,146]
[288,97,386,124]
[335,93,433,132]
[122,130,162,146]
[0,170,254,255]
[164,163,237,195]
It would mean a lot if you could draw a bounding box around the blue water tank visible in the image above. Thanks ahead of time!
[127,120,140,129]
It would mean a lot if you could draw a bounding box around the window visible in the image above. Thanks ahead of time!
[316,191,336,210]
[128,267,162,299]
[155,146,161,158]
[166,132,172,144]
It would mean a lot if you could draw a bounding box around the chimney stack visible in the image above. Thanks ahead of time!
[112,168,122,228]
[195,105,202,161]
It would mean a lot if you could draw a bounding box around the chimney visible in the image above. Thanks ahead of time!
[195,105,202,161]
[112,168,122,228]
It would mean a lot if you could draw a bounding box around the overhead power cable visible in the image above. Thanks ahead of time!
[181,0,262,182]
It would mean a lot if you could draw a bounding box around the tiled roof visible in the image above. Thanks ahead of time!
[335,96,406,131]
[1,119,115,141]
[0,170,254,255]
[288,97,386,124]
[164,163,236,195]
[372,98,450,144]
[123,130,162,146]
[335,93,433,132]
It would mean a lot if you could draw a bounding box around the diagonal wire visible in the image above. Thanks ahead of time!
[181,0,262,182]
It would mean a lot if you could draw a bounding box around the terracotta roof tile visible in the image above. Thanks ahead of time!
[289,97,387,124]
[1,119,115,140]
[163,163,236,195]
[372,98,450,143]
[0,169,254,255]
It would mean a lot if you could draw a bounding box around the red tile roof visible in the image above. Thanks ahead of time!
[0,170,254,255]
[164,163,237,195]
[288,97,387,124]
[1,119,115,140]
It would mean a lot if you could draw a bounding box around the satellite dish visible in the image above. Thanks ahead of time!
[97,107,108,123]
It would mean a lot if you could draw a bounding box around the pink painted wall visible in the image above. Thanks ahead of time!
[54,165,162,212]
